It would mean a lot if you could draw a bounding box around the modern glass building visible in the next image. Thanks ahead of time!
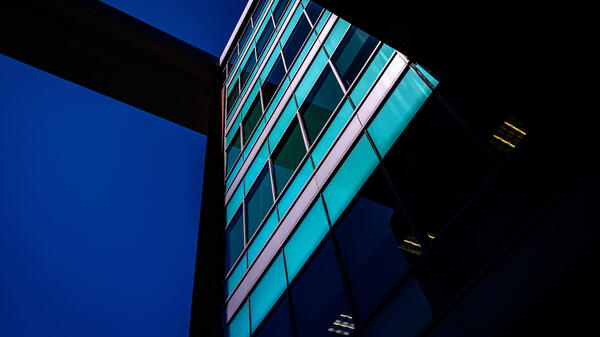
[220,1,441,336]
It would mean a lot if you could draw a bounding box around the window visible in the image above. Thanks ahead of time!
[282,16,312,69]
[241,50,257,88]
[228,45,239,73]
[226,131,242,175]
[261,56,286,110]
[225,208,244,273]
[304,1,323,26]
[239,22,253,52]
[245,166,274,240]
[272,119,306,196]
[252,0,268,26]
[331,26,378,88]
[253,296,294,337]
[242,95,263,146]
[256,20,275,59]
[272,0,290,25]
[227,80,240,114]
[298,66,344,144]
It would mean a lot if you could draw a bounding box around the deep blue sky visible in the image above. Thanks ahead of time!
[101,0,247,56]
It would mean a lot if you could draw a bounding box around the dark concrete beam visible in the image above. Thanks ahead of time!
[1,0,222,134]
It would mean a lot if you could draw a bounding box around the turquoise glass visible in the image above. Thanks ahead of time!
[226,253,247,298]
[294,48,327,105]
[247,209,279,264]
[322,134,379,224]
[349,44,394,106]
[226,152,243,190]
[268,98,297,149]
[367,68,434,157]
[226,300,249,337]
[245,142,270,194]
[226,113,241,146]
[277,158,313,217]
[265,77,290,120]
[283,197,329,281]
[260,45,282,85]
[311,98,354,166]
[226,183,244,224]
[314,9,330,34]
[240,83,261,120]
[323,18,350,56]
[249,253,287,332]
[414,63,439,87]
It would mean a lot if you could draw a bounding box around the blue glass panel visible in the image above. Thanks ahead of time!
[311,99,354,166]
[242,96,263,147]
[240,83,261,120]
[323,18,350,56]
[245,142,269,192]
[226,183,244,224]
[304,1,324,26]
[246,166,274,240]
[225,209,244,273]
[277,158,313,217]
[272,120,306,196]
[261,56,286,110]
[362,276,432,337]
[314,9,329,34]
[243,117,265,159]
[349,43,394,106]
[251,0,268,25]
[282,16,312,69]
[259,47,282,85]
[331,26,378,88]
[240,51,258,91]
[226,300,250,337]
[247,209,279,264]
[287,29,318,81]
[283,197,329,281]
[226,253,247,298]
[368,68,434,157]
[256,20,275,59]
[265,77,290,120]
[268,99,297,148]
[290,239,356,337]
[322,134,379,224]
[227,80,240,114]
[226,131,241,175]
[271,0,290,25]
[254,296,294,337]
[278,3,304,48]
[294,48,327,105]
[249,253,287,332]
[226,150,243,190]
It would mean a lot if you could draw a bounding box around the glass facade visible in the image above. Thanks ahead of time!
[221,1,444,336]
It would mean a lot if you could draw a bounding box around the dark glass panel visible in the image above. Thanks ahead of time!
[256,20,275,59]
[334,167,412,318]
[228,45,239,72]
[252,0,268,25]
[304,1,323,25]
[282,16,311,69]
[254,296,294,337]
[227,80,240,114]
[226,130,242,175]
[241,50,257,88]
[261,56,286,109]
[239,22,253,52]
[290,239,356,337]
[225,208,244,274]
[331,26,378,88]
[246,166,274,240]
[299,66,343,144]
[242,95,263,146]
[272,120,306,196]
[272,0,290,25]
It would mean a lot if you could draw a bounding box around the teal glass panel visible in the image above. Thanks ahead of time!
[226,183,244,224]
[314,9,330,34]
[268,99,297,148]
[265,77,290,120]
[240,82,261,121]
[304,1,323,26]
[287,29,318,81]
[298,65,344,144]
[242,96,263,147]
[331,26,378,88]
[226,113,241,146]
[311,99,354,166]
[367,68,434,157]
[277,158,313,217]
[246,166,274,240]
[247,209,279,264]
[226,148,243,190]
[323,18,350,56]
[259,45,282,84]
[278,4,305,51]
[349,44,394,106]
[261,56,286,111]
[294,48,327,106]
[226,300,249,337]
[243,117,265,159]
[226,131,242,175]
[414,63,439,86]
[227,81,240,114]
[225,209,244,273]
[271,0,290,26]
[283,197,329,281]
[245,141,270,192]
[272,120,306,196]
[322,134,379,224]
[249,253,287,332]
[226,253,247,298]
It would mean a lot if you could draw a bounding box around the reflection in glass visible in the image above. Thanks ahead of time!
[242,95,263,146]
[261,56,286,110]
[241,50,257,88]
[282,16,312,70]
[272,0,290,25]
[226,130,241,175]
[272,120,306,196]
[304,1,324,26]
[225,208,244,273]
[245,166,274,240]
[227,80,240,114]
[331,26,378,88]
